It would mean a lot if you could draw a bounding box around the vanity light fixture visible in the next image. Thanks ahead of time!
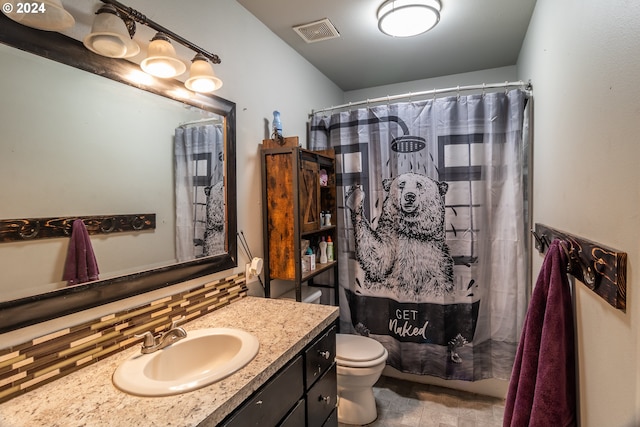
[1,0,74,31]
[185,54,223,93]
[83,4,139,58]
[140,32,187,78]
[377,0,441,38]
[96,0,222,85]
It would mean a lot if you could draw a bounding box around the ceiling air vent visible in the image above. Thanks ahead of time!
[293,18,340,43]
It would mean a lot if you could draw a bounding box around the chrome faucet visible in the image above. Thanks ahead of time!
[136,316,187,354]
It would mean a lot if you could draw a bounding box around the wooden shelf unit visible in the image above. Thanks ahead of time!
[261,140,339,305]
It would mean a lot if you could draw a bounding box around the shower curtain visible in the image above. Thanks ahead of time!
[310,89,530,380]
[174,123,225,261]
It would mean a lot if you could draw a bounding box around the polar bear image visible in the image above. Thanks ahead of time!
[345,172,454,300]
[203,180,225,256]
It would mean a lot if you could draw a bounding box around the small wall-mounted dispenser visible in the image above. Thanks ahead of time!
[245,257,263,283]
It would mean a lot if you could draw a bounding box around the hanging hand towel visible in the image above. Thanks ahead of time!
[503,239,576,427]
[63,219,100,285]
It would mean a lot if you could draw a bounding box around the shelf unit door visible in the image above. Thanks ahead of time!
[263,151,298,282]
[299,159,320,233]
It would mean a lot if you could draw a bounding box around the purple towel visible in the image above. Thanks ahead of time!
[62,219,99,285]
[503,239,576,427]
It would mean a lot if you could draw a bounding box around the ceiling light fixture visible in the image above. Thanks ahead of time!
[377,0,441,38]
[140,32,187,78]
[83,4,139,58]
[185,54,223,93]
[1,0,74,31]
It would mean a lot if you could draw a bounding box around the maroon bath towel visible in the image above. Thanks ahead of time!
[503,239,576,427]
[62,219,99,285]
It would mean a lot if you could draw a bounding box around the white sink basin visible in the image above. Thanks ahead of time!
[113,327,259,396]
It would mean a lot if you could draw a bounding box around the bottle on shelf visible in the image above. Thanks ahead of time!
[324,212,332,226]
[326,235,334,262]
[319,237,328,264]
[306,246,316,271]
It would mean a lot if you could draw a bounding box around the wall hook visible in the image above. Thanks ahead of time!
[18,220,40,239]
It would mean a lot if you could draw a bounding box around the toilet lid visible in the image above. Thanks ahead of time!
[336,334,386,362]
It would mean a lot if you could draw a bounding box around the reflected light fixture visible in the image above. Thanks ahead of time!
[1,0,74,31]
[83,4,139,58]
[377,0,441,38]
[185,54,223,93]
[140,32,187,78]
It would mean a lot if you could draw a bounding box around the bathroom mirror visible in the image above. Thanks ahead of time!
[0,15,237,332]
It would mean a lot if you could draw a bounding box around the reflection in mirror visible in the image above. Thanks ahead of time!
[0,14,237,332]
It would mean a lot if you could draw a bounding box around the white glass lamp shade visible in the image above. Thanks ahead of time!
[140,34,187,79]
[377,0,441,38]
[185,55,223,93]
[83,6,140,59]
[2,0,74,31]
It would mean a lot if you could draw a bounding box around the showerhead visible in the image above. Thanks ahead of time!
[391,135,426,153]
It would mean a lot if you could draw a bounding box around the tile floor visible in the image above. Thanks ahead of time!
[339,376,506,427]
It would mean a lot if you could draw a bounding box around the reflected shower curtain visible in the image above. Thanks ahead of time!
[174,124,225,261]
[310,90,530,380]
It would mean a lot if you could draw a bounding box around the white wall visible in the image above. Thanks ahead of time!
[186,0,345,288]
[518,1,640,426]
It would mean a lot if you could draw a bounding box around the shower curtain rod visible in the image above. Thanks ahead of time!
[311,80,532,115]
[178,117,222,127]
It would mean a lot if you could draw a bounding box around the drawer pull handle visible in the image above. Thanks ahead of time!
[319,395,331,405]
[319,350,331,359]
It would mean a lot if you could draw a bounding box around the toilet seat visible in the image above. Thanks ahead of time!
[336,334,388,368]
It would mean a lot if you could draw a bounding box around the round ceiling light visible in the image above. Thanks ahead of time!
[377,0,442,38]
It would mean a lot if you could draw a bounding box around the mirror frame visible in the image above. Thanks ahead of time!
[0,14,237,333]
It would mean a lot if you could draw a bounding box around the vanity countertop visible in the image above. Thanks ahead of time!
[0,296,339,427]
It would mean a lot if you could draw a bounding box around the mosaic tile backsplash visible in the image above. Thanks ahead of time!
[0,273,248,403]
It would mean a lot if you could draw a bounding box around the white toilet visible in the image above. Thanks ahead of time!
[335,333,388,425]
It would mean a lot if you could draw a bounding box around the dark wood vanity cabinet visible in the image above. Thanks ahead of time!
[219,324,337,427]
[261,139,339,305]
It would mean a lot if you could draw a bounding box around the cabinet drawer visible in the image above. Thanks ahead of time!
[279,399,305,427]
[305,325,336,388]
[222,356,304,427]
[306,364,337,427]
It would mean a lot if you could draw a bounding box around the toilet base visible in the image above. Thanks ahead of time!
[337,385,377,425]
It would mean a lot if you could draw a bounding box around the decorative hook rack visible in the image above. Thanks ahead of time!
[0,214,155,243]
[532,223,627,312]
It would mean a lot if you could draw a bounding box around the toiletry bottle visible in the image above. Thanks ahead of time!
[324,211,332,226]
[272,110,282,138]
[319,237,328,264]
[306,246,315,271]
[326,236,334,262]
